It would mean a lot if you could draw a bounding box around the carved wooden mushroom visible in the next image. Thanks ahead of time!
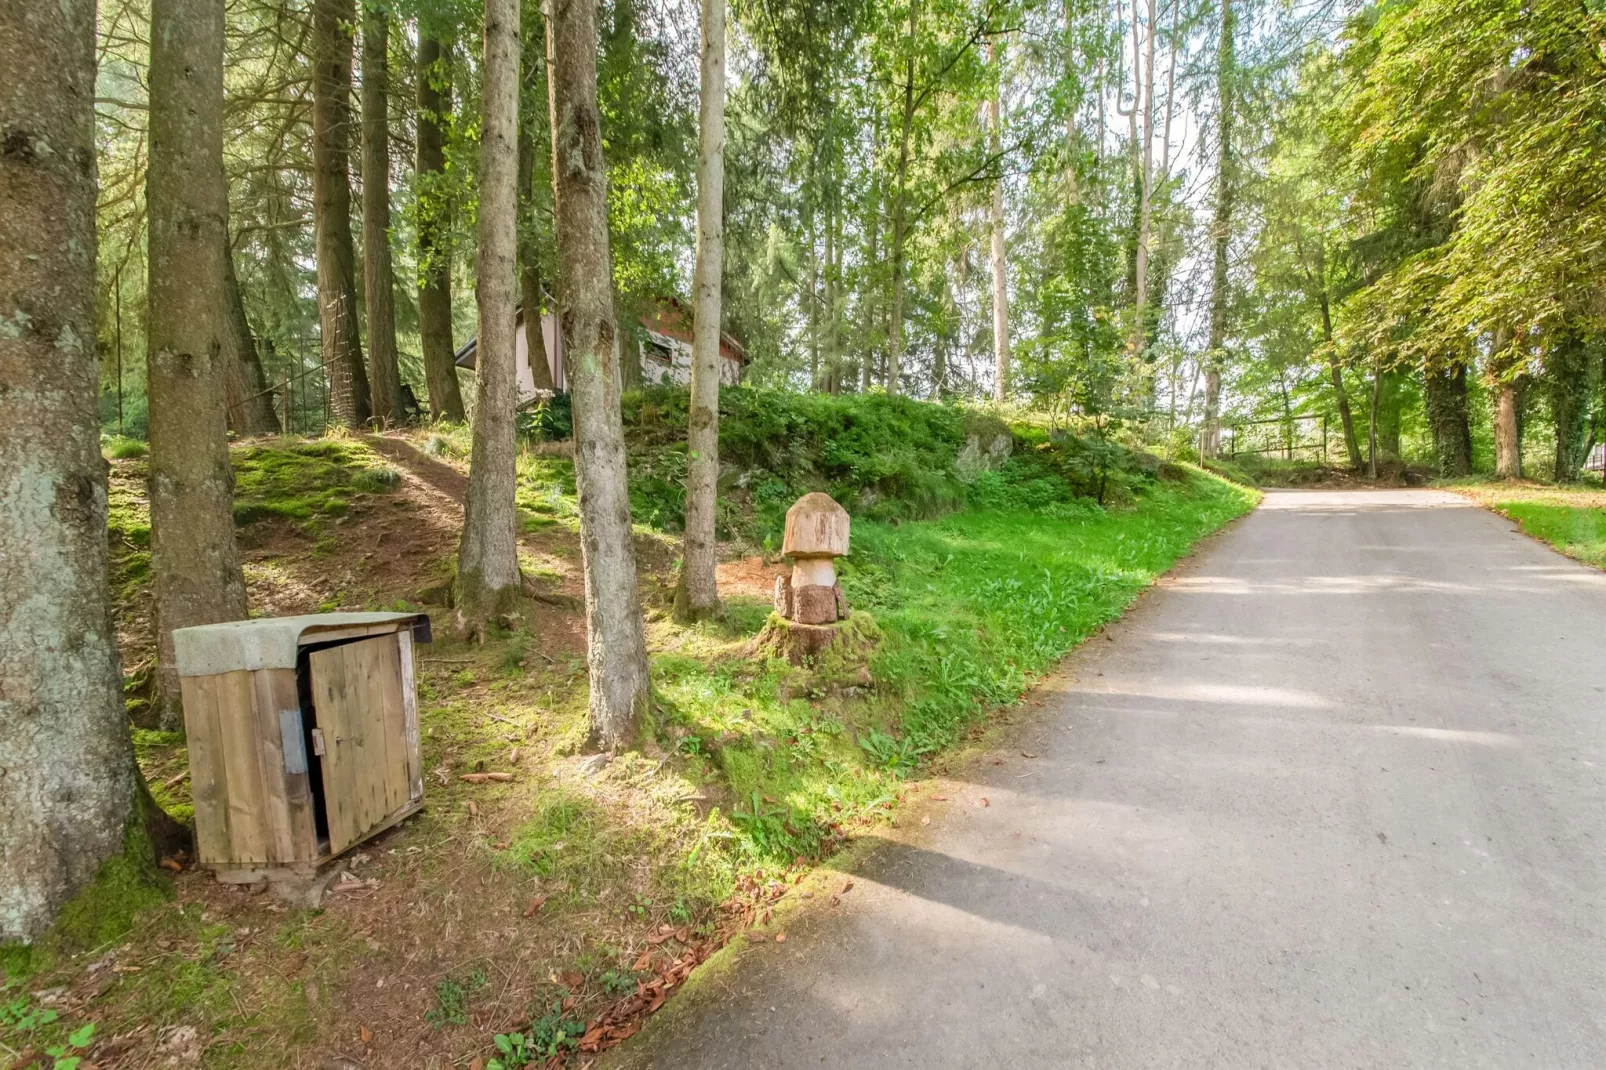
[775,492,850,625]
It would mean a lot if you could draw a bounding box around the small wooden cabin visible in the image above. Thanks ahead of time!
[173,612,431,881]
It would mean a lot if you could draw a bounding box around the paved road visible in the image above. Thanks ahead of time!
[620,490,1606,1069]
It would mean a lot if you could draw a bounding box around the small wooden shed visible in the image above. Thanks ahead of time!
[173,612,431,881]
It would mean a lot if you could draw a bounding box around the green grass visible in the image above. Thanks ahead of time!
[1497,501,1606,568]
[653,467,1258,866]
[1450,482,1606,570]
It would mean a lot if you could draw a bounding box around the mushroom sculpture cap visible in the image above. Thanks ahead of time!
[782,492,850,559]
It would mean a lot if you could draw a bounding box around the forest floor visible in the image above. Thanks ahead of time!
[2,421,1254,1070]
[1450,479,1606,571]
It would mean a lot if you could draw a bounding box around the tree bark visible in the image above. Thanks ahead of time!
[417,34,467,421]
[1493,380,1523,479]
[888,0,917,396]
[860,152,881,393]
[548,0,652,749]
[0,0,137,942]
[825,194,841,394]
[362,6,404,426]
[988,38,1010,402]
[1423,359,1473,477]
[1201,0,1233,458]
[675,0,726,623]
[1548,325,1597,482]
[221,239,281,434]
[518,22,556,394]
[456,0,524,630]
[1130,0,1156,360]
[147,0,251,729]
[312,0,372,428]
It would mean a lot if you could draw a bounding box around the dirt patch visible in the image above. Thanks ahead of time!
[716,554,788,601]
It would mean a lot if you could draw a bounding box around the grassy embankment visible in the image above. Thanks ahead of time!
[1450,480,1606,570]
[4,390,1255,1069]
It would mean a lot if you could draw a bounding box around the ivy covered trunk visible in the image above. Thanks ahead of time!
[547,0,652,749]
[146,0,250,727]
[1548,325,1598,482]
[1423,360,1473,477]
[676,0,727,623]
[456,0,523,630]
[0,0,134,942]
[312,0,372,428]
[416,33,467,422]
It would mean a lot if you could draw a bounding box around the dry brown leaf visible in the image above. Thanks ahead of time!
[523,894,549,917]
[774,932,787,943]
[829,895,841,907]
[633,951,653,971]
[159,857,183,874]
[466,800,479,817]
[930,795,949,802]
[469,1059,483,1070]
[979,797,990,808]
[359,1025,372,1045]
[559,971,585,988]
[841,879,854,894]
[459,772,515,784]
[491,841,509,850]
[1021,751,1038,759]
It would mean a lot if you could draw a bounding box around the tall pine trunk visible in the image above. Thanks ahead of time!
[988,38,1009,402]
[888,0,917,396]
[362,6,404,425]
[1424,359,1473,477]
[312,0,372,427]
[518,21,556,394]
[221,238,281,434]
[0,0,137,942]
[417,33,467,421]
[675,0,727,623]
[860,155,881,393]
[1318,292,1362,469]
[548,0,652,749]
[147,0,250,728]
[457,0,523,630]
[1201,0,1234,458]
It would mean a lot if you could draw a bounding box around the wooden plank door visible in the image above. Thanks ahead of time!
[309,634,413,855]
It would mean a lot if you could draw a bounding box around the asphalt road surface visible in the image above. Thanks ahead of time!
[617,489,1606,1069]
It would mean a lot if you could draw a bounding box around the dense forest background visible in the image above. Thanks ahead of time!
[90,0,1605,470]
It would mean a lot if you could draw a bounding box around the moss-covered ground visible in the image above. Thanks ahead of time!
[1,391,1255,1070]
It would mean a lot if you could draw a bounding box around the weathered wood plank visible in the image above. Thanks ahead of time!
[181,673,232,866]
[215,669,268,863]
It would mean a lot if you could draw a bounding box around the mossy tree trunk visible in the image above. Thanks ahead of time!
[456,0,523,631]
[311,0,371,429]
[146,0,250,729]
[675,0,726,623]
[0,0,137,943]
[362,5,404,427]
[416,33,467,422]
[547,0,652,749]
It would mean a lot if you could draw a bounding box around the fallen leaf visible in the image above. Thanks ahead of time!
[774,932,787,943]
[523,894,549,917]
[459,772,515,784]
[508,747,520,765]
[159,857,184,874]
[930,795,948,802]
[979,797,990,808]
[747,932,768,942]
[829,895,840,907]
[841,879,854,894]
[491,841,509,850]
[559,971,585,988]
[646,930,673,945]
[469,1059,483,1070]
[359,1025,372,1045]
[633,951,653,971]
[1021,751,1038,759]
[466,800,479,817]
